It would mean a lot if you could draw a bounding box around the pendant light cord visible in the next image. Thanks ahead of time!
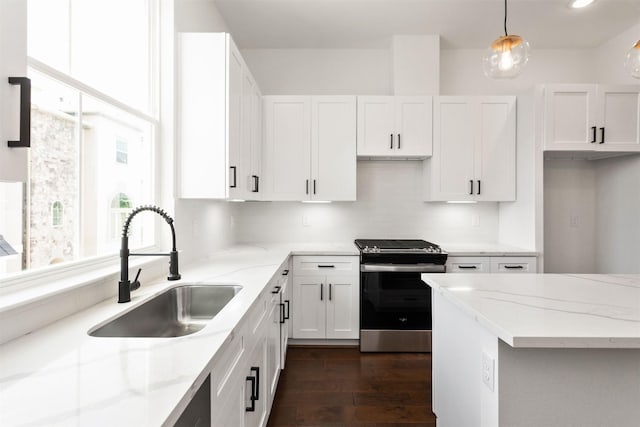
[504,0,508,36]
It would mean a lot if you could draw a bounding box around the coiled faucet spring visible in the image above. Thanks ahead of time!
[119,205,181,303]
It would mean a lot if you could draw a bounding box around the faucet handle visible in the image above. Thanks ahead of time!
[131,268,142,291]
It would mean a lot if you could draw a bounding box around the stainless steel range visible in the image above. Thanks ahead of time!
[355,239,447,353]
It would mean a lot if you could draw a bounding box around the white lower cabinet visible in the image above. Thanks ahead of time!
[446,256,537,273]
[210,260,291,427]
[291,256,359,339]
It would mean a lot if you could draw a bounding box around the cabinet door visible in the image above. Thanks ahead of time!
[228,39,244,199]
[0,0,28,182]
[212,377,244,427]
[249,78,263,197]
[325,275,360,339]
[262,96,311,200]
[244,336,268,427]
[356,96,395,156]
[266,291,281,412]
[291,276,326,339]
[429,97,476,201]
[596,85,640,151]
[311,96,356,201]
[476,97,516,201]
[543,84,597,151]
[395,96,433,157]
[177,33,228,199]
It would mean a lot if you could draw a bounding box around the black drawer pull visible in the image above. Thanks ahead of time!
[318,265,335,268]
[8,77,31,148]
[458,265,477,269]
[284,300,290,320]
[245,376,256,412]
[271,285,281,294]
[282,269,289,276]
[504,265,524,269]
[279,303,286,323]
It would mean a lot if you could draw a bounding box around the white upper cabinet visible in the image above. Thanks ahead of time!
[357,96,432,158]
[424,96,516,202]
[177,32,262,199]
[543,84,640,152]
[262,96,356,201]
[0,0,28,182]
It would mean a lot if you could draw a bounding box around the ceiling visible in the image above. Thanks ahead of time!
[213,0,640,50]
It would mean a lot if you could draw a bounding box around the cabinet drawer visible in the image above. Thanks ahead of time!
[490,257,537,273]
[446,257,491,273]
[293,256,358,276]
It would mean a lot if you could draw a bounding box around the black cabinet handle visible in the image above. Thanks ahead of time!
[282,269,289,276]
[230,166,237,188]
[318,265,335,268]
[469,180,474,195]
[591,126,597,143]
[397,134,401,149]
[313,179,317,195]
[599,127,605,144]
[271,285,281,294]
[250,366,260,400]
[390,134,393,149]
[329,283,332,301]
[305,179,309,195]
[477,180,481,195]
[252,175,259,192]
[320,283,323,301]
[279,303,286,323]
[8,77,31,148]
[458,265,477,269]
[245,376,256,412]
[504,265,524,269]
[284,299,290,320]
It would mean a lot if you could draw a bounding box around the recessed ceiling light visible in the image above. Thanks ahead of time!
[570,0,595,9]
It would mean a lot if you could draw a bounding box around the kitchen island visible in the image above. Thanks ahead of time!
[422,273,640,427]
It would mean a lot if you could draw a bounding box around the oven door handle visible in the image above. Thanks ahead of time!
[360,264,446,273]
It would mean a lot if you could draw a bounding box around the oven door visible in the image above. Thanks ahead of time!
[360,264,443,331]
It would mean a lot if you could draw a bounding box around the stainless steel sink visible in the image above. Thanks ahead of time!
[89,284,242,338]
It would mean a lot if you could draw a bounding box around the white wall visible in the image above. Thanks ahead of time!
[595,156,640,273]
[234,161,499,245]
[543,159,597,273]
[595,22,640,85]
[242,48,391,95]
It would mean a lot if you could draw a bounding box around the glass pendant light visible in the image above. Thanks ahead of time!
[624,40,640,79]
[483,0,530,79]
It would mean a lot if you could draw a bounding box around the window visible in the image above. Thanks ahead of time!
[116,139,129,164]
[51,201,64,227]
[0,0,159,278]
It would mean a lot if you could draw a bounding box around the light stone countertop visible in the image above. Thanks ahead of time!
[423,273,640,348]
[441,242,539,257]
[0,243,358,427]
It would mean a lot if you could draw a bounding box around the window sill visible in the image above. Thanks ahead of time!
[0,254,168,344]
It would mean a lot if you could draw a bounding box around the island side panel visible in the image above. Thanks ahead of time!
[499,341,640,427]
[432,289,500,427]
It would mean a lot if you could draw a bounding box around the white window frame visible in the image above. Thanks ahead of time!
[0,1,162,292]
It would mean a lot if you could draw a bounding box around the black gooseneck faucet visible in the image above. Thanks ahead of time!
[119,205,181,303]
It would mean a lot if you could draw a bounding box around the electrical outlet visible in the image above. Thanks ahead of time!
[569,215,579,228]
[482,351,495,391]
[302,215,310,227]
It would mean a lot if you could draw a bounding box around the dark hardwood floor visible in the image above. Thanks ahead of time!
[266,346,436,427]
